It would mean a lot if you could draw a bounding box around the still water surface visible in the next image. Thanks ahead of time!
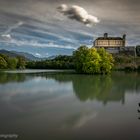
[0,70,140,140]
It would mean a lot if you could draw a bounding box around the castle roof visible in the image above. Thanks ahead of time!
[96,37,123,40]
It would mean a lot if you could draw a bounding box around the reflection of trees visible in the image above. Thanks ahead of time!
[72,72,140,104]
[43,72,140,104]
[42,73,124,104]
[72,75,125,105]
[0,72,26,84]
[0,71,73,84]
[111,72,140,94]
[0,71,140,104]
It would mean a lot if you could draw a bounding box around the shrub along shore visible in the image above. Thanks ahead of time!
[113,55,140,71]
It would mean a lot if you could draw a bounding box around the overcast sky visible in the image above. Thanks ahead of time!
[0,0,140,57]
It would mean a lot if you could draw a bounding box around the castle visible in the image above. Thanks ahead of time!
[93,33,126,48]
[93,33,137,56]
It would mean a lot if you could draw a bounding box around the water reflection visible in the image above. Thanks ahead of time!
[0,71,140,140]
[45,72,140,105]
[0,72,27,84]
[0,71,140,105]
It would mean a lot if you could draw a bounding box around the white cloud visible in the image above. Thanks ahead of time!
[1,34,12,40]
[1,21,24,41]
[46,53,49,56]
[35,53,41,57]
[57,4,100,26]
[0,37,76,49]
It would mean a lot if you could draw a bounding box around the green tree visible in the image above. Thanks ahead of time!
[17,56,26,69]
[73,46,114,74]
[73,46,89,73]
[7,57,18,69]
[0,56,7,69]
[82,48,101,74]
[97,48,114,74]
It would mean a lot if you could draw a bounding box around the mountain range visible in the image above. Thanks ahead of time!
[0,49,45,61]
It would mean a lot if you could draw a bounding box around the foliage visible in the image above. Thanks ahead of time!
[0,56,7,69]
[97,48,114,74]
[82,48,101,74]
[73,46,89,73]
[124,63,137,71]
[114,55,134,64]
[26,55,75,69]
[73,46,114,74]
[17,56,26,69]
[0,54,26,69]
[27,46,114,74]
[113,54,140,71]
[7,57,18,69]
[136,45,140,56]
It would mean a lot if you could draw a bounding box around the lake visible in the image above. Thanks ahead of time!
[0,70,140,140]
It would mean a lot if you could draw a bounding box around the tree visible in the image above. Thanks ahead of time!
[73,46,89,73]
[73,46,114,74]
[82,48,101,74]
[97,48,114,74]
[136,45,140,56]
[0,56,7,69]
[17,56,26,69]
[7,57,18,69]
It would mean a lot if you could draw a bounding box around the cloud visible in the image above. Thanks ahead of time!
[0,36,76,50]
[61,110,97,129]
[35,53,41,57]
[1,34,12,40]
[1,21,24,40]
[57,4,100,26]
[3,21,23,35]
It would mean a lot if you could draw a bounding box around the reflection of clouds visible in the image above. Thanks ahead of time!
[61,110,97,129]
[5,69,72,73]
[0,78,72,98]
[33,77,44,83]
[0,76,73,113]
[73,112,97,128]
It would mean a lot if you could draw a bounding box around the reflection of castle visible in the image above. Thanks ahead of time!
[93,33,126,48]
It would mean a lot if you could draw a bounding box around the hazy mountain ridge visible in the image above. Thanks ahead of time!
[0,49,42,61]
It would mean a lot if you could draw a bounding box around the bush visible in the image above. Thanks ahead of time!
[73,46,114,74]
[136,45,140,56]
[124,63,137,71]
[0,56,7,69]
[0,54,26,69]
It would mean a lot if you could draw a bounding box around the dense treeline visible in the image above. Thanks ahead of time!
[27,46,114,74]
[26,46,140,73]
[0,54,26,69]
[26,55,75,69]
[1,45,140,74]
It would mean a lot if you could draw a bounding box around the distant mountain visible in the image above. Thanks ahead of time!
[0,49,42,61]
[0,49,74,61]
[11,51,42,61]
[0,49,20,57]
[46,55,57,60]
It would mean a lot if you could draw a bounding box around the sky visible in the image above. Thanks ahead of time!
[0,0,140,57]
